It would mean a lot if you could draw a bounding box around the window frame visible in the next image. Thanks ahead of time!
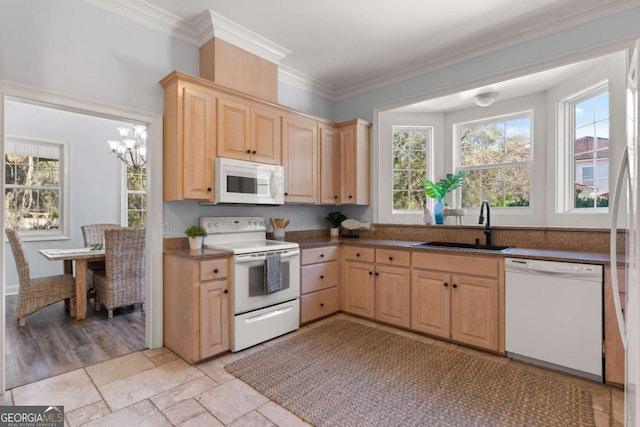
[120,163,147,227]
[454,111,534,210]
[4,135,70,241]
[560,83,610,213]
[390,125,434,214]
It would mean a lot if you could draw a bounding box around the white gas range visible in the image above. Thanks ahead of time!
[201,217,300,351]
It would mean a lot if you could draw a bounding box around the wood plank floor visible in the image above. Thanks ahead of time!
[4,295,145,390]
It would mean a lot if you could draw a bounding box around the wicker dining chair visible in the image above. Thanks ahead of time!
[5,229,76,327]
[94,227,146,319]
[80,223,121,300]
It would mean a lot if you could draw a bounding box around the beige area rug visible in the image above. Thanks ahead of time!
[226,319,597,427]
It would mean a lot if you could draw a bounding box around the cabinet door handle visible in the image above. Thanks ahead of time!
[374,272,379,276]
[444,282,448,287]
[334,195,338,199]
[207,187,212,192]
[284,192,288,196]
[320,303,324,307]
[349,195,353,199]
[320,275,324,279]
[320,253,324,258]
[223,289,228,294]
[246,149,251,154]
[356,253,360,257]
[213,268,219,274]
[252,150,256,154]
[369,271,373,275]
[452,283,458,289]
[389,256,393,261]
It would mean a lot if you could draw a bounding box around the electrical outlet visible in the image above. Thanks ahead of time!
[163,223,169,234]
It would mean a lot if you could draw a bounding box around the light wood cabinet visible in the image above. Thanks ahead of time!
[338,119,371,205]
[342,246,411,328]
[604,265,626,385]
[163,255,231,363]
[161,75,216,201]
[282,114,318,203]
[318,123,340,204]
[411,252,501,352]
[217,95,281,165]
[300,246,340,324]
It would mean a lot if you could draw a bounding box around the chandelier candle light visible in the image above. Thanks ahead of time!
[107,124,147,169]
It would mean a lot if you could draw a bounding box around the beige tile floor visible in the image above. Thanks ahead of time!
[0,313,625,426]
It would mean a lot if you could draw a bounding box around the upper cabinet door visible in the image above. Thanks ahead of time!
[282,114,318,203]
[339,119,371,205]
[251,105,281,165]
[217,96,251,160]
[182,86,215,201]
[319,123,340,204]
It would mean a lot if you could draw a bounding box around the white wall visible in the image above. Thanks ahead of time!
[0,0,199,115]
[4,101,126,290]
[333,8,640,123]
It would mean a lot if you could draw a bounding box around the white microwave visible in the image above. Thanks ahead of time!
[213,157,284,205]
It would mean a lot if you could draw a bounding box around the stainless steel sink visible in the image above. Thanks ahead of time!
[411,241,511,251]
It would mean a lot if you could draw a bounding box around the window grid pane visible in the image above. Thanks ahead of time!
[573,90,609,210]
[5,147,62,232]
[392,127,431,211]
[126,166,147,227]
[458,113,531,208]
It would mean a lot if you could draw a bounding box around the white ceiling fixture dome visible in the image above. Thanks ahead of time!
[474,92,498,107]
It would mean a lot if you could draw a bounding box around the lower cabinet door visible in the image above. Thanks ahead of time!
[411,269,450,338]
[200,280,229,358]
[374,265,411,328]
[342,261,374,318]
[300,287,339,323]
[450,274,499,351]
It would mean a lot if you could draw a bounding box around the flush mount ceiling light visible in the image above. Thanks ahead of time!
[474,92,498,107]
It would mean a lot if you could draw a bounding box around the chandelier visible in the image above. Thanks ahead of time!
[107,124,147,168]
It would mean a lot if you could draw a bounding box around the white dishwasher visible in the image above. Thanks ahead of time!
[505,257,603,381]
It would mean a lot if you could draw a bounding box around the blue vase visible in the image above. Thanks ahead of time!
[433,199,445,224]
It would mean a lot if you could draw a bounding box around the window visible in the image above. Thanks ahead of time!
[5,137,68,236]
[124,165,146,227]
[571,89,609,209]
[457,112,532,208]
[392,126,432,211]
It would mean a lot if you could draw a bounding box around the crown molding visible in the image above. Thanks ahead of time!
[196,10,290,63]
[278,65,337,100]
[84,0,640,101]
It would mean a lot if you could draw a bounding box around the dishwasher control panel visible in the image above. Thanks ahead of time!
[505,258,602,280]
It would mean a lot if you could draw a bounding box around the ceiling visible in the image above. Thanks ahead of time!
[118,0,636,100]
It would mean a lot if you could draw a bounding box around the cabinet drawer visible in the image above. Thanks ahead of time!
[301,261,338,294]
[301,246,339,265]
[375,249,410,267]
[300,287,339,323]
[200,258,228,281]
[412,252,498,278]
[342,246,375,263]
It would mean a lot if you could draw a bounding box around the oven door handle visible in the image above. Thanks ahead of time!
[234,250,300,263]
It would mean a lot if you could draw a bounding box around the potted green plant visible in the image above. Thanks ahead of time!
[423,171,467,224]
[325,211,347,238]
[185,225,207,250]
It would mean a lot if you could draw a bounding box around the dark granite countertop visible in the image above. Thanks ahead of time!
[292,237,616,265]
[163,247,232,260]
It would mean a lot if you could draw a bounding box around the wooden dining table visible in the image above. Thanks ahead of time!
[39,248,105,320]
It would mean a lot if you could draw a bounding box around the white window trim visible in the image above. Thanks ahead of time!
[5,134,70,241]
[391,125,434,215]
[557,82,609,215]
[121,163,146,227]
[378,112,443,224]
[454,110,534,211]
